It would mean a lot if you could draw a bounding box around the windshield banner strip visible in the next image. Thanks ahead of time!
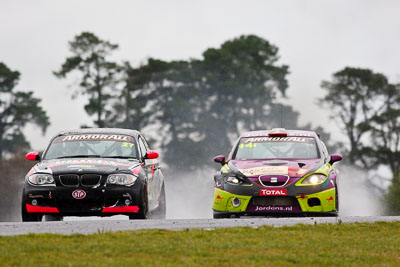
[55,134,133,143]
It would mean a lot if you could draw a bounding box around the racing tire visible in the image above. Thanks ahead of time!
[21,191,43,222]
[150,184,166,219]
[44,214,63,221]
[129,186,149,220]
[213,212,232,219]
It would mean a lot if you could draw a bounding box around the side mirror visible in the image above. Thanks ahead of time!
[145,150,159,159]
[26,151,40,161]
[213,155,226,165]
[329,154,342,165]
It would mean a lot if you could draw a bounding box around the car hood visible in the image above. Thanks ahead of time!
[31,158,141,175]
[228,158,323,178]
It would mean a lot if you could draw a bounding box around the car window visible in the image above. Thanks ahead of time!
[234,136,319,160]
[43,134,137,159]
[137,137,147,158]
[141,136,151,151]
[320,141,329,161]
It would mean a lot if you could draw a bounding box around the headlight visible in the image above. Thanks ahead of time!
[301,174,327,185]
[226,176,242,185]
[107,174,137,186]
[27,174,55,186]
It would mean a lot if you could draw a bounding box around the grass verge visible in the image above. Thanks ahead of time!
[1,221,400,266]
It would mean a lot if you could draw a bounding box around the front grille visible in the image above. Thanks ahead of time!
[252,196,298,207]
[58,174,102,187]
[81,174,101,186]
[258,175,289,187]
[57,200,102,212]
[260,181,287,186]
[59,174,79,186]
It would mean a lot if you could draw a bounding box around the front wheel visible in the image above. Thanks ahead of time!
[213,212,233,219]
[129,186,149,220]
[44,214,63,221]
[21,192,43,222]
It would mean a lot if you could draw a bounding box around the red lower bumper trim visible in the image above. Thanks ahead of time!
[26,204,60,213]
[102,206,139,213]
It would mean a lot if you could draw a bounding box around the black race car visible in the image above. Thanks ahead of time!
[22,128,166,221]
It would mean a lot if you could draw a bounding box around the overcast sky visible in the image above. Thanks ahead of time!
[1,0,400,150]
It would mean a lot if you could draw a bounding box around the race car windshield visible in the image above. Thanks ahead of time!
[234,136,319,160]
[43,134,137,160]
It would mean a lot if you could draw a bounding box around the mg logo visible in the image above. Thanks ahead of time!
[72,189,86,199]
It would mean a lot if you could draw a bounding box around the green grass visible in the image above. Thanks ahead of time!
[1,222,400,266]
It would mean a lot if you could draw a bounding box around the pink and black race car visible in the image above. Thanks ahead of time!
[212,128,342,218]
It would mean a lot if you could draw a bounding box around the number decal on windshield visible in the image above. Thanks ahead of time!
[239,143,257,149]
[122,142,134,148]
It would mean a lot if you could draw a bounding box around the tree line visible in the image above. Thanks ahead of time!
[52,32,335,170]
[1,32,399,214]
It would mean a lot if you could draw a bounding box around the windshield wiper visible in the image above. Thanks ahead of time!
[102,156,137,160]
[56,155,101,159]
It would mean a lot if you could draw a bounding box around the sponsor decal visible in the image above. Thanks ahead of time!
[214,195,224,204]
[242,132,313,138]
[72,189,86,199]
[254,206,293,212]
[242,137,311,144]
[327,196,334,201]
[67,164,95,169]
[28,194,44,199]
[260,189,287,196]
[296,169,309,175]
[240,166,288,176]
[47,159,131,168]
[59,134,132,142]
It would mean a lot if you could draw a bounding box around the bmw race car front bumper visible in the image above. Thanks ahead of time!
[22,183,143,217]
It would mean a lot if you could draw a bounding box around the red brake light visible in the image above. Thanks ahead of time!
[268,132,287,137]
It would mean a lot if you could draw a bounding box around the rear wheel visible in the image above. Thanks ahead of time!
[151,184,166,219]
[129,186,149,220]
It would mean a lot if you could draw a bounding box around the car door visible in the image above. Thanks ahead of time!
[142,136,163,208]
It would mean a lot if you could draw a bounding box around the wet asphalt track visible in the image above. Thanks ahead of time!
[1,216,400,236]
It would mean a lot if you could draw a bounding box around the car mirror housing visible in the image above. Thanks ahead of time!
[145,150,159,159]
[26,151,41,161]
[213,155,226,165]
[329,154,342,165]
